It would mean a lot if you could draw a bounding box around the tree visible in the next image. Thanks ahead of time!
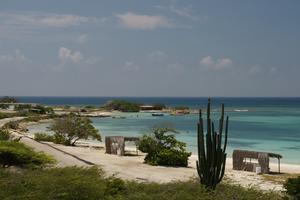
[50,113,101,146]
[104,100,140,112]
[138,127,191,167]
[0,96,18,103]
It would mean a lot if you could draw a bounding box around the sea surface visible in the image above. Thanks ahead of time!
[22,97,300,164]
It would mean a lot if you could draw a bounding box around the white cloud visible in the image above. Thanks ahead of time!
[77,34,88,44]
[249,65,277,75]
[148,50,167,61]
[0,50,29,65]
[200,56,233,70]
[122,61,139,71]
[0,12,96,28]
[116,12,171,30]
[169,5,199,21]
[249,65,262,74]
[59,47,83,63]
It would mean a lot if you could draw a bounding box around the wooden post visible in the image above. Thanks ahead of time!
[278,158,280,174]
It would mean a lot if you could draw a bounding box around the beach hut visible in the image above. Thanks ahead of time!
[105,136,139,156]
[232,150,282,174]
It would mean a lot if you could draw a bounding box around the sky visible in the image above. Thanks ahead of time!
[0,0,299,97]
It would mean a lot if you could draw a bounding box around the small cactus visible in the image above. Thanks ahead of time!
[196,98,229,189]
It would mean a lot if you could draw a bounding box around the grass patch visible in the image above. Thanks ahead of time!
[0,129,10,141]
[0,166,282,200]
[0,141,56,168]
[34,133,54,142]
[262,173,300,185]
[0,112,18,120]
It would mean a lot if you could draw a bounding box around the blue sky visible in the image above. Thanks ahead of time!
[0,0,299,97]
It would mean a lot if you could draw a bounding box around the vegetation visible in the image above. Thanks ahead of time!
[50,113,101,146]
[34,133,55,142]
[3,121,20,130]
[138,127,191,167]
[174,106,189,110]
[0,104,9,109]
[104,100,140,112]
[85,105,97,109]
[196,98,229,190]
[0,129,10,141]
[284,176,300,199]
[0,166,281,200]
[15,104,54,115]
[0,112,18,119]
[20,114,58,123]
[152,103,166,110]
[0,96,18,103]
[0,141,55,168]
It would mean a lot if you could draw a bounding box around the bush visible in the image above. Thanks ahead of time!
[3,121,19,130]
[0,104,9,109]
[138,127,191,167]
[34,133,54,142]
[0,96,18,103]
[0,141,55,168]
[104,100,140,112]
[0,112,17,119]
[0,166,281,200]
[0,129,10,141]
[284,176,300,199]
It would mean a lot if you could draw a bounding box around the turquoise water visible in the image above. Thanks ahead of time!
[22,97,300,164]
[90,109,300,164]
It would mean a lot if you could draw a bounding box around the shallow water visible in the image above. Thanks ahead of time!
[24,97,300,164]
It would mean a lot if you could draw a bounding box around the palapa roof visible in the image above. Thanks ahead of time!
[233,149,282,159]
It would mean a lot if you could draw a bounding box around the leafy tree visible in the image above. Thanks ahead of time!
[0,96,18,103]
[0,104,9,109]
[104,100,140,112]
[50,113,101,146]
[138,127,191,167]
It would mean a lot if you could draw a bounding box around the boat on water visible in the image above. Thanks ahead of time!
[152,113,164,117]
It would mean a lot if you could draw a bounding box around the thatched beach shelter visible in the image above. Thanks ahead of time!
[232,150,282,174]
[105,136,139,156]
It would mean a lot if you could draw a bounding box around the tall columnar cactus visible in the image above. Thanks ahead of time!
[196,98,229,190]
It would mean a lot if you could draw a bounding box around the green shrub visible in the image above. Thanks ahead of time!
[138,127,191,167]
[0,96,18,103]
[34,133,54,142]
[0,104,9,109]
[0,141,55,168]
[284,176,300,199]
[0,129,10,141]
[3,121,19,130]
[0,112,17,119]
[104,100,140,112]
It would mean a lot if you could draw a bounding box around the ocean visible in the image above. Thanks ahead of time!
[22,97,300,164]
